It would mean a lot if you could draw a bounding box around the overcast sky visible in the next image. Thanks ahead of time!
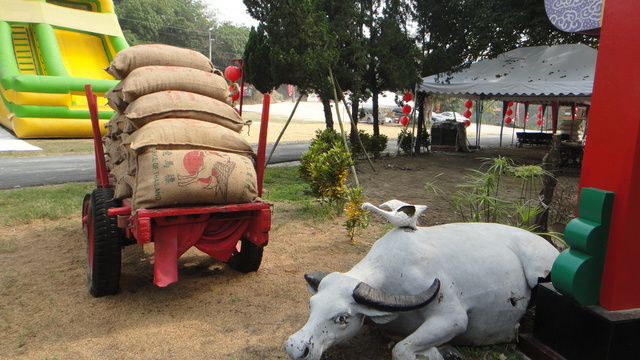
[202,0,258,27]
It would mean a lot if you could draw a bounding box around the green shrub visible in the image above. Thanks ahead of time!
[398,127,430,155]
[351,130,388,159]
[299,128,353,203]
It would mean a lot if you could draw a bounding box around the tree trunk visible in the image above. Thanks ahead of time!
[322,97,334,129]
[372,90,380,137]
[535,135,562,234]
[414,91,426,155]
[350,98,359,147]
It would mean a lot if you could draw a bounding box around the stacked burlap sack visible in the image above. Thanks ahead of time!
[102,44,257,212]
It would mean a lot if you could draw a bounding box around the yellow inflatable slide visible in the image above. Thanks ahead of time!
[0,0,128,138]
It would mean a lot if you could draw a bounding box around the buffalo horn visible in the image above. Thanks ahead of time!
[304,271,330,291]
[352,278,440,312]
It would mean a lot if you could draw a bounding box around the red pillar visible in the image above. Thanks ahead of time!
[579,0,640,311]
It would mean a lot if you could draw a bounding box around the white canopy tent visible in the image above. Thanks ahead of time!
[417,44,596,147]
[418,44,596,103]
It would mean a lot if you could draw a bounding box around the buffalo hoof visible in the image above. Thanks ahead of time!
[438,345,464,360]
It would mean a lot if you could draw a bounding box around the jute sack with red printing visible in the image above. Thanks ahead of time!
[128,118,254,157]
[104,66,229,109]
[132,148,258,211]
[105,44,214,80]
[124,91,245,131]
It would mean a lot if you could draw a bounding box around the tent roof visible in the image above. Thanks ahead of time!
[418,44,596,103]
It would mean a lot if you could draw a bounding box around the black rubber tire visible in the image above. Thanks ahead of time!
[86,188,122,297]
[227,238,264,273]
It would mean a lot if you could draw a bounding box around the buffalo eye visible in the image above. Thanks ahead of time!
[334,314,350,325]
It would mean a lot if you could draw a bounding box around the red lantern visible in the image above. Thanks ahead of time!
[464,119,471,127]
[536,120,543,126]
[402,104,412,114]
[463,110,472,118]
[399,116,409,126]
[224,65,242,82]
[464,100,473,108]
[231,91,240,102]
[507,101,514,107]
[505,116,513,124]
[537,112,543,119]
[538,105,543,111]
[506,108,513,116]
[403,92,413,102]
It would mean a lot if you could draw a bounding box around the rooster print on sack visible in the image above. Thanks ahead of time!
[178,151,236,201]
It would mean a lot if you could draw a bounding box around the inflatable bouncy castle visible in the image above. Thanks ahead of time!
[0,0,128,138]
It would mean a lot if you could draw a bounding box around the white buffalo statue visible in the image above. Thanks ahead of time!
[286,213,559,360]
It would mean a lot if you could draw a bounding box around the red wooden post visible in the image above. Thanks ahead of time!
[578,0,640,311]
[85,85,110,189]
[256,94,270,198]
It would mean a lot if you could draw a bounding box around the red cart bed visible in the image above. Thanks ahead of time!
[81,85,272,297]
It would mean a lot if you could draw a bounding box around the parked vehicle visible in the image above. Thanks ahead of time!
[432,111,468,122]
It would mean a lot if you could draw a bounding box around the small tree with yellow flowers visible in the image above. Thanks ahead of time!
[343,187,369,242]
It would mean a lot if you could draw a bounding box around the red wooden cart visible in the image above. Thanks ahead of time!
[81,85,272,297]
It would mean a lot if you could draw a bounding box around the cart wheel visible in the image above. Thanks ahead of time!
[86,188,122,297]
[227,238,264,273]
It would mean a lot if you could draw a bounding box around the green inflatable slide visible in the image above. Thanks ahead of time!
[0,0,128,138]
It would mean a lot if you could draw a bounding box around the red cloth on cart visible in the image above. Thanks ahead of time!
[153,219,251,287]
[153,222,208,287]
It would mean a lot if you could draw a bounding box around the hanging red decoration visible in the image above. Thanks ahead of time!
[507,101,514,107]
[536,120,543,126]
[402,104,412,114]
[506,108,513,116]
[537,112,543,119]
[505,116,513,124]
[463,110,472,118]
[464,119,471,127]
[538,105,543,111]
[464,100,473,108]
[231,91,240,102]
[224,65,242,82]
[403,92,413,102]
[399,116,409,126]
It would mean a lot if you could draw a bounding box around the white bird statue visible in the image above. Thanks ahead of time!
[361,199,427,230]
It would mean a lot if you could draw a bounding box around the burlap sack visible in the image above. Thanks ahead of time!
[104,114,123,138]
[124,91,245,131]
[132,148,258,211]
[128,119,254,157]
[110,162,135,199]
[105,44,214,80]
[105,66,229,106]
[104,112,138,135]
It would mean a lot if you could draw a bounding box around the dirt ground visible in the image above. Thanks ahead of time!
[0,129,559,359]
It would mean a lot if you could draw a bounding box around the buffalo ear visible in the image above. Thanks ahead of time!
[304,271,330,294]
[360,308,399,324]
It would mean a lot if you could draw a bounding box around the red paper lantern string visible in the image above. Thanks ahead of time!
[505,116,513,124]
[402,104,412,114]
[464,119,471,127]
[536,120,543,126]
[464,100,473,109]
[403,92,413,102]
[399,115,409,126]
